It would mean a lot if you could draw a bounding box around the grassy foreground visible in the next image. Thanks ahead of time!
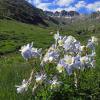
[0,19,100,100]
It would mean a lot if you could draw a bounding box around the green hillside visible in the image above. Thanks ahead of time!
[0,18,100,99]
[0,19,56,54]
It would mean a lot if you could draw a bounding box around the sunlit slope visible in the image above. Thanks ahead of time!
[0,19,55,54]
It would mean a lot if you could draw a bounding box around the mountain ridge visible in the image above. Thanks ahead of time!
[0,0,59,26]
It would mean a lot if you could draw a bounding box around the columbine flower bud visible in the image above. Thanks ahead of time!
[58,40,64,46]
[54,31,60,41]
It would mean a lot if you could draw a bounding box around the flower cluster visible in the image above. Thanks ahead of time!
[16,31,98,94]
[41,44,59,66]
[54,33,97,75]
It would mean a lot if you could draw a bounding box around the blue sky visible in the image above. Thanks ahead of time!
[26,0,100,13]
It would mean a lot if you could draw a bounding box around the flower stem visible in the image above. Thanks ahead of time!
[74,71,78,88]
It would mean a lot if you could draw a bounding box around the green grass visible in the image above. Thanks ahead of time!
[0,19,100,100]
[0,19,56,54]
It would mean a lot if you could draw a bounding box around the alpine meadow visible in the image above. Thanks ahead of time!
[0,0,100,100]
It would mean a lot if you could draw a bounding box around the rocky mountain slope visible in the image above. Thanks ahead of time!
[0,0,59,26]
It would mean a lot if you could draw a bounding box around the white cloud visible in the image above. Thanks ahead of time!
[34,0,42,5]
[26,0,41,5]
[36,3,51,10]
[67,6,76,11]
[26,0,51,11]
[87,1,100,11]
[75,1,100,12]
[96,8,100,11]
[27,0,100,13]
[55,0,75,7]
[75,1,86,8]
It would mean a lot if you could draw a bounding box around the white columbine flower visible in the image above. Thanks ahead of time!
[80,56,89,64]
[19,42,33,60]
[41,45,59,65]
[74,41,81,53]
[87,36,98,51]
[63,36,76,51]
[32,48,42,58]
[58,36,67,47]
[64,55,74,65]
[19,42,42,60]
[50,78,60,89]
[35,73,46,84]
[48,51,59,62]
[57,55,74,75]
[56,59,67,73]
[63,55,81,75]
[15,79,28,93]
[80,56,91,69]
